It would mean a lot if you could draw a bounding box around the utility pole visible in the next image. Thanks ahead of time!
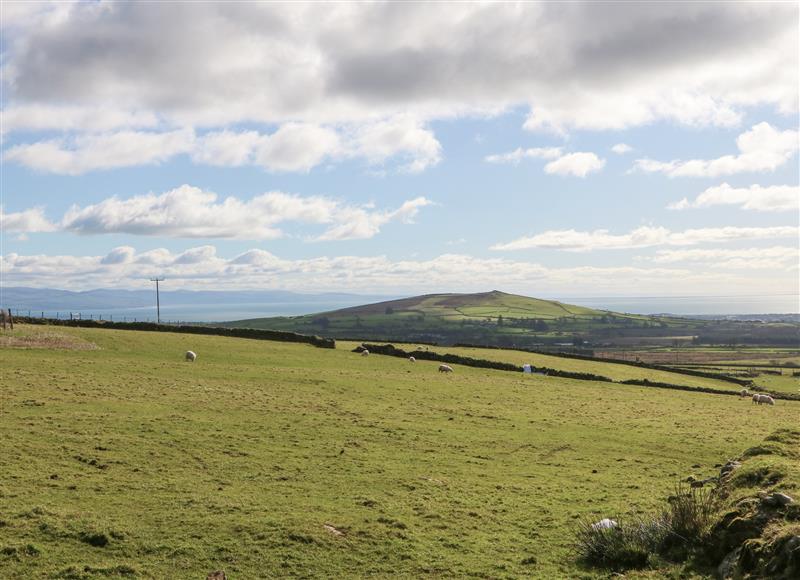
[150,278,164,323]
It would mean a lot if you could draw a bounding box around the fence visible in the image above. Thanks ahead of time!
[7,314,336,349]
[5,309,189,325]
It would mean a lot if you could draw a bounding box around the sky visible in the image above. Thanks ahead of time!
[1,1,799,310]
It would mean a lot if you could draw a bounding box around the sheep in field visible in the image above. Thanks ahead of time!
[752,393,775,405]
[361,349,370,357]
[740,388,750,398]
[409,356,416,363]
[185,350,197,362]
[438,364,453,373]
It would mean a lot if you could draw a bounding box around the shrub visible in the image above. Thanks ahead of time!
[663,484,719,550]
[574,484,721,570]
[573,515,669,570]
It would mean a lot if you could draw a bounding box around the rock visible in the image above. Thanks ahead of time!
[719,461,741,478]
[591,518,618,530]
[207,572,226,580]
[762,492,794,507]
[717,547,741,580]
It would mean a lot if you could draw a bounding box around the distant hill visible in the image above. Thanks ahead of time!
[221,290,697,347]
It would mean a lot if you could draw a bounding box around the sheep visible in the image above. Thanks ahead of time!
[185,350,197,362]
[361,349,369,357]
[740,388,750,398]
[409,356,416,363]
[752,393,775,405]
[438,364,453,373]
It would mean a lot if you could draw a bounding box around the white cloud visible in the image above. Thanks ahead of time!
[314,196,432,241]
[1,105,159,134]
[485,147,563,165]
[5,120,442,175]
[544,152,606,177]
[254,123,342,172]
[1,3,795,136]
[492,225,799,252]
[2,245,793,297]
[634,122,799,177]
[0,206,57,233]
[56,184,432,240]
[350,117,442,173]
[484,147,605,177]
[668,183,799,212]
[650,246,798,268]
[611,143,632,154]
[191,130,263,167]
[3,129,195,175]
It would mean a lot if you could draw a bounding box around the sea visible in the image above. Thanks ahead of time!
[10,294,799,323]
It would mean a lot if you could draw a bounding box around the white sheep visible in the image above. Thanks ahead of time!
[185,350,197,362]
[438,364,453,373]
[752,393,775,405]
[409,356,416,363]
[361,349,370,357]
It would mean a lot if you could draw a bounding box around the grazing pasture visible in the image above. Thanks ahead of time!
[340,341,742,392]
[1,325,797,578]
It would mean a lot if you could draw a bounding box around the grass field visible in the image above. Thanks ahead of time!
[1,325,798,578]
[341,341,743,392]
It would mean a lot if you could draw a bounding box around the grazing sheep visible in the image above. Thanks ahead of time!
[740,388,750,398]
[438,364,453,373]
[185,350,197,362]
[752,393,775,405]
[361,349,369,357]
[409,356,416,363]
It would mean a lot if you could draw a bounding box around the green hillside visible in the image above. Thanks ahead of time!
[2,324,798,578]
[221,290,698,348]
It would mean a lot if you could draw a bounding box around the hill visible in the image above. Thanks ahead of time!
[221,290,690,348]
[222,290,800,348]
[1,323,798,577]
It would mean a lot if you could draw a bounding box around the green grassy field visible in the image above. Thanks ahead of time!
[1,325,798,578]
[341,341,743,392]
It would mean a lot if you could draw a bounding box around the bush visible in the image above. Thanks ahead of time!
[573,515,669,570]
[663,484,719,550]
[574,483,721,571]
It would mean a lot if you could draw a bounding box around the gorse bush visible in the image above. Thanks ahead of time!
[574,483,721,570]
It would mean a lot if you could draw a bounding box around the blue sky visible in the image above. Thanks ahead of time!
[1,2,798,308]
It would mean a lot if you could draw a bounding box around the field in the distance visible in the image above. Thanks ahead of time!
[1,325,798,578]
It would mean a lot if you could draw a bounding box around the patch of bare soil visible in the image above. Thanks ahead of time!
[0,327,98,350]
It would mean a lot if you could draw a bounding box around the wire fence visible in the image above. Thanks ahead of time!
[3,309,192,325]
